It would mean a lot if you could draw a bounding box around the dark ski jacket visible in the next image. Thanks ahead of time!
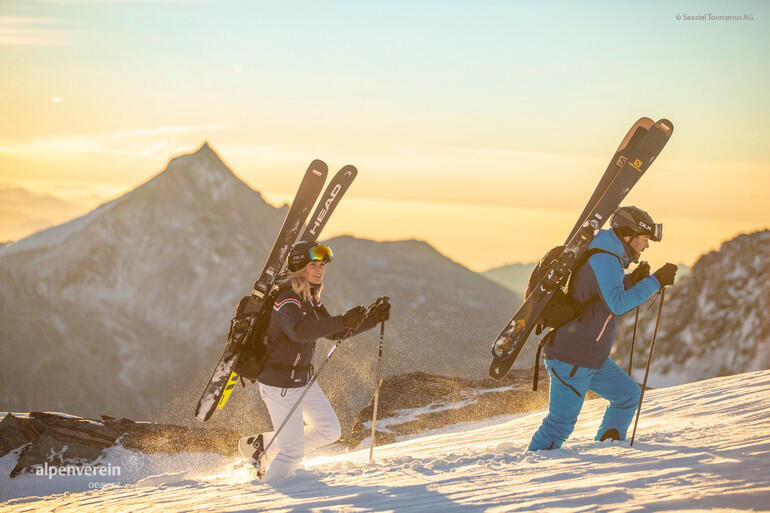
[258,285,378,388]
[544,229,661,369]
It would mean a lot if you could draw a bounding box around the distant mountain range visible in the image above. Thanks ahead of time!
[482,262,537,298]
[484,259,692,298]
[0,186,89,242]
[0,144,520,434]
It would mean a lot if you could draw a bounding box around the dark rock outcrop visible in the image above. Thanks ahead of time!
[0,412,239,478]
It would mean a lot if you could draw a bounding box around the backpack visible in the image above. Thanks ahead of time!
[526,246,614,335]
[231,286,281,382]
[528,245,618,391]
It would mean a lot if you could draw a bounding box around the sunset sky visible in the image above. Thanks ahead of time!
[1,0,768,270]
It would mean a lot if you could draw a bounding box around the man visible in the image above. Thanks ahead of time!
[529,206,677,450]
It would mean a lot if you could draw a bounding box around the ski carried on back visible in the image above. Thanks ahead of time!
[194,163,358,421]
[488,117,673,380]
[194,160,328,421]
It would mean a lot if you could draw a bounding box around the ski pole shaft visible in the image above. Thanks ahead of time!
[628,307,639,374]
[369,321,385,462]
[630,289,665,447]
[261,329,351,460]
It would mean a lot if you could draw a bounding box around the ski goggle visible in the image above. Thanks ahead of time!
[308,244,334,263]
[639,221,663,242]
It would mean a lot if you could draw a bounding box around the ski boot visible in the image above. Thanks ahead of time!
[599,428,620,442]
[238,434,266,478]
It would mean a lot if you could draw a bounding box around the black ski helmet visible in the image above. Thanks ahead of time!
[287,241,334,272]
[610,206,662,241]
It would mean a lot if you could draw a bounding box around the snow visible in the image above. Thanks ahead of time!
[725,263,749,280]
[361,385,517,434]
[135,471,192,488]
[2,370,770,511]
[0,446,232,504]
[0,412,103,426]
[0,413,29,419]
[356,413,530,451]
[365,398,476,433]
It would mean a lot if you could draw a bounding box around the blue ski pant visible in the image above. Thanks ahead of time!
[528,357,641,451]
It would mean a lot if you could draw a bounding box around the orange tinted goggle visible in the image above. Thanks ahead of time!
[308,244,333,263]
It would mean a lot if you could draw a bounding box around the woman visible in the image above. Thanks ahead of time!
[239,240,390,481]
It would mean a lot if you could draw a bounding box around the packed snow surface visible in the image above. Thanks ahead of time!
[2,370,769,512]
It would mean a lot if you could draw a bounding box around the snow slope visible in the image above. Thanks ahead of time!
[3,370,769,512]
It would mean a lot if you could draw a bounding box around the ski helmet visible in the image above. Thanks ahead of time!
[610,206,662,241]
[287,241,334,272]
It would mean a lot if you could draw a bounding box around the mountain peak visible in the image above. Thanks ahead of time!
[154,142,245,200]
[193,141,215,159]
[166,142,229,174]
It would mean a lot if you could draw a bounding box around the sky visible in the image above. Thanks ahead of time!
[1,0,769,270]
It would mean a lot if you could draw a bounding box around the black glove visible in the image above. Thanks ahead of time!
[367,296,391,323]
[341,306,366,330]
[653,263,678,288]
[629,261,650,285]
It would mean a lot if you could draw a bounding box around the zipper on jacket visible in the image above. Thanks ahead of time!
[595,313,613,342]
[290,353,301,380]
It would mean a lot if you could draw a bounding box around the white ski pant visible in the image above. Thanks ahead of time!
[258,381,341,481]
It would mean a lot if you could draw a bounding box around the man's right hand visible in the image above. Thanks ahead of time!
[653,263,678,288]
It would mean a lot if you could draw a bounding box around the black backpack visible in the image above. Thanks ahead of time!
[231,286,281,382]
[528,245,618,390]
[526,245,615,334]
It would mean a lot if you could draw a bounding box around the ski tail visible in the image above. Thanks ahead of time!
[300,165,358,243]
[216,372,240,410]
[565,117,654,243]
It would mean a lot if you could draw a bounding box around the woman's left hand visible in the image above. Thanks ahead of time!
[367,296,391,322]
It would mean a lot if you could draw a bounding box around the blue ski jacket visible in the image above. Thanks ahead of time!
[543,229,661,369]
[257,285,378,388]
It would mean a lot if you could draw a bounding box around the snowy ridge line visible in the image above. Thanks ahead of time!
[3,370,769,511]
[360,384,516,433]
[1,412,98,421]
[0,143,237,259]
[353,412,529,451]
[0,198,121,257]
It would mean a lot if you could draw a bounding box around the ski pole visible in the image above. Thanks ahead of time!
[258,329,351,472]
[628,307,639,374]
[369,321,385,462]
[630,289,665,447]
